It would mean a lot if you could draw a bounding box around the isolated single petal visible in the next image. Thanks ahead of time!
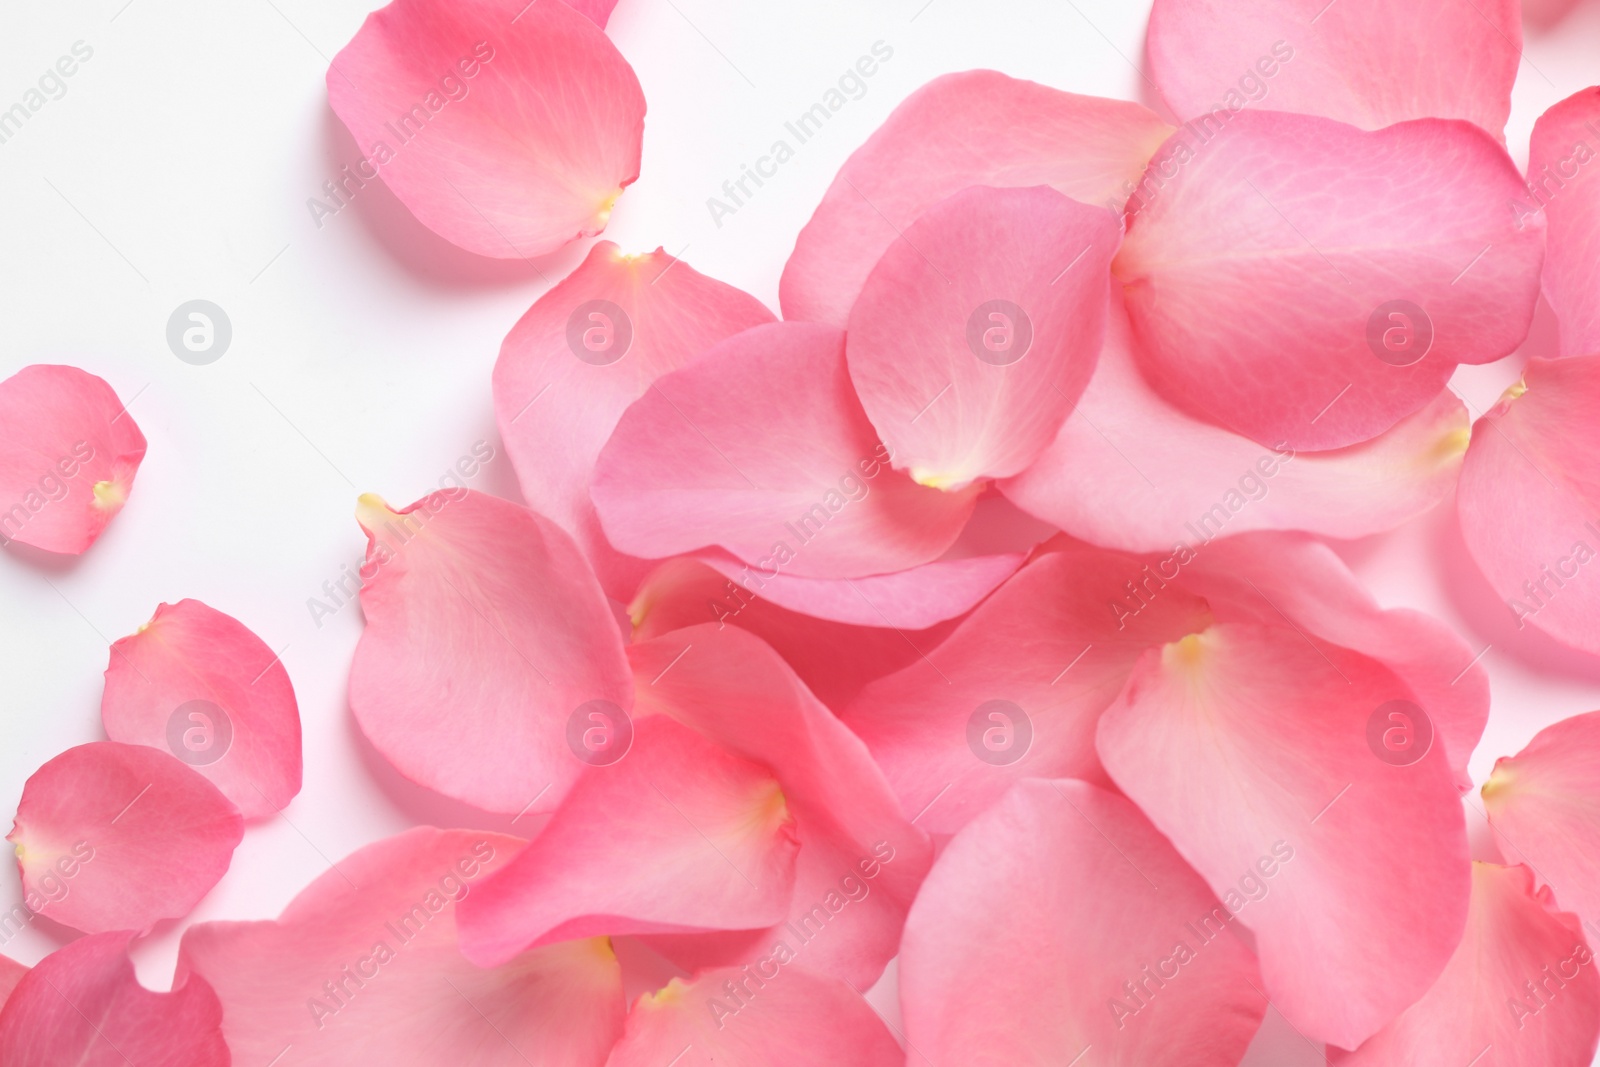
[327,0,645,258]
[0,364,145,555]
[1458,358,1600,656]
[1528,87,1600,357]
[1116,111,1544,449]
[843,545,1212,837]
[1147,0,1519,136]
[348,489,631,813]
[1484,710,1600,930]
[781,70,1172,326]
[493,241,774,598]
[1001,298,1469,548]
[179,827,624,1065]
[458,716,799,967]
[0,933,227,1067]
[101,598,301,818]
[606,967,902,1067]
[630,623,932,988]
[1097,624,1471,1049]
[7,742,243,934]
[1331,863,1600,1065]
[901,779,1266,1065]
[846,185,1117,486]
[593,322,977,579]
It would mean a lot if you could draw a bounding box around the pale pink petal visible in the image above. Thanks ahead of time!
[1116,111,1544,449]
[1458,358,1600,656]
[1000,297,1469,548]
[101,598,301,818]
[1097,623,1471,1049]
[1528,88,1600,357]
[629,623,932,988]
[179,827,624,1065]
[348,489,631,813]
[842,545,1212,838]
[1483,710,1600,930]
[327,0,645,259]
[592,322,977,579]
[0,365,145,556]
[492,241,775,599]
[605,967,902,1067]
[780,70,1172,326]
[845,185,1118,486]
[1331,863,1600,1065]
[696,549,1022,629]
[6,742,243,934]
[0,933,227,1067]
[457,716,799,967]
[901,779,1266,1064]
[629,557,960,710]
[1147,0,1520,136]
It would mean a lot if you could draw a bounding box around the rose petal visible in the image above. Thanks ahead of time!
[780,70,1172,326]
[1528,87,1600,357]
[845,184,1118,487]
[1097,623,1471,1049]
[101,598,302,818]
[0,956,26,1008]
[1000,296,1470,549]
[0,365,145,556]
[457,716,799,968]
[348,489,632,813]
[1116,111,1544,449]
[592,321,977,579]
[327,0,645,259]
[1330,863,1600,1065]
[6,742,243,935]
[0,933,227,1067]
[1147,0,1520,136]
[605,967,902,1067]
[900,779,1266,1065]
[493,241,774,598]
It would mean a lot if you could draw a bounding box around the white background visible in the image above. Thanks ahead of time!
[1,0,1598,1062]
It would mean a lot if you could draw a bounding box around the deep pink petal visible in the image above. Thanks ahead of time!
[179,827,624,1065]
[0,933,226,1067]
[492,241,775,598]
[348,489,631,813]
[1097,623,1471,1049]
[1483,710,1600,930]
[605,967,902,1067]
[1116,111,1544,449]
[628,623,932,988]
[101,598,302,818]
[1147,0,1519,136]
[901,779,1266,1064]
[780,70,1172,326]
[327,0,644,259]
[1458,358,1600,655]
[565,0,618,27]
[1331,863,1600,1065]
[1000,297,1469,548]
[845,185,1118,485]
[0,956,26,1008]
[6,742,243,934]
[842,545,1212,838]
[1528,88,1600,357]
[592,322,977,579]
[457,716,799,967]
[0,365,145,555]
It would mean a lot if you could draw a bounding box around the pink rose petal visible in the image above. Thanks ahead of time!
[0,365,145,556]
[7,742,243,935]
[0,956,26,1008]
[1528,87,1600,357]
[327,0,645,258]
[101,598,302,819]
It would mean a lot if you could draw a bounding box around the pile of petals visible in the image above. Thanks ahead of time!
[3,0,1600,1063]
